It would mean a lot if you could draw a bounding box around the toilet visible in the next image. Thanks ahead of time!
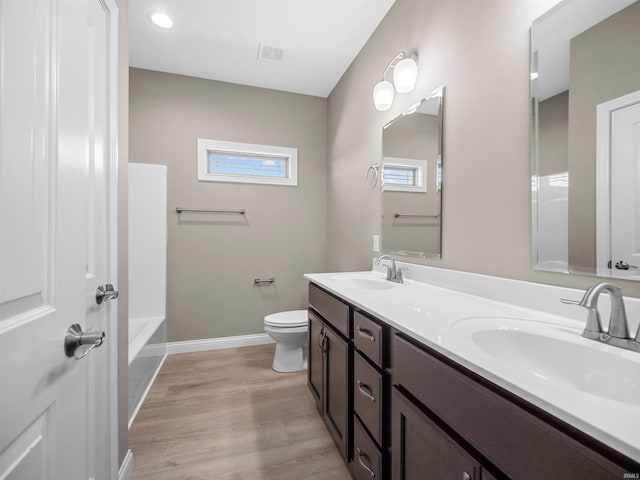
[264,310,308,373]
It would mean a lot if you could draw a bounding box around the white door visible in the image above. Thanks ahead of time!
[610,96,640,277]
[84,0,119,477]
[0,0,118,479]
[596,89,640,279]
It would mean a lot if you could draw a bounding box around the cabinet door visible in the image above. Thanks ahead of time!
[308,311,324,412]
[392,388,480,480]
[324,326,350,461]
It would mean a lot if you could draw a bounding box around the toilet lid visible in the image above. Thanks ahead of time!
[264,310,308,327]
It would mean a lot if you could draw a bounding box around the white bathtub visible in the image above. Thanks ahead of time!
[128,316,166,427]
[128,315,165,366]
[128,163,168,427]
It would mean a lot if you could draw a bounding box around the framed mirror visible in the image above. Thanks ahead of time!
[381,86,444,258]
[531,0,640,280]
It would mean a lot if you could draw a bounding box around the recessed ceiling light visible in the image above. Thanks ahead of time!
[151,12,173,29]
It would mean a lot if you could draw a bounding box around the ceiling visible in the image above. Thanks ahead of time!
[129,0,396,98]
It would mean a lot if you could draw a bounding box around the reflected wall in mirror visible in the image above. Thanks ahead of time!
[382,86,444,258]
[531,0,640,280]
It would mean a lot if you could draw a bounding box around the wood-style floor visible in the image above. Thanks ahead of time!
[129,344,352,479]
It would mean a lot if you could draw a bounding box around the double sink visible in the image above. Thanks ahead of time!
[316,270,640,461]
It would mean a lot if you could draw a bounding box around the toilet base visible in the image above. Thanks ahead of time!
[272,342,308,373]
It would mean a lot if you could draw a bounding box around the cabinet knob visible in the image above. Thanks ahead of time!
[461,472,471,480]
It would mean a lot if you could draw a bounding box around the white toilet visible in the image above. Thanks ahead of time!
[263,310,308,373]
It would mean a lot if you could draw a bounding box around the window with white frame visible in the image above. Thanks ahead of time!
[197,138,298,186]
[382,157,427,192]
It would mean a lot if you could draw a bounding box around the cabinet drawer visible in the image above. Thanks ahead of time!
[392,333,630,480]
[354,311,384,368]
[308,283,350,338]
[354,352,383,446]
[353,417,382,480]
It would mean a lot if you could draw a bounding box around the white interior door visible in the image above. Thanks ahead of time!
[85,0,120,478]
[596,89,640,278]
[610,98,640,276]
[0,0,117,479]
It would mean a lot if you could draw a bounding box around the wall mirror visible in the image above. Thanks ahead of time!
[381,86,444,258]
[531,0,640,280]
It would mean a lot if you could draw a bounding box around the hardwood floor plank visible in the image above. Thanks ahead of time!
[130,344,352,479]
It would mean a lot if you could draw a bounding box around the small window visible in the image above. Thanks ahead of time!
[198,138,297,186]
[382,157,427,192]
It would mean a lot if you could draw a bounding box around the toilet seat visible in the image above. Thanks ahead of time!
[264,309,307,328]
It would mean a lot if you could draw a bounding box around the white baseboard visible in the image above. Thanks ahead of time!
[166,333,275,355]
[118,449,134,480]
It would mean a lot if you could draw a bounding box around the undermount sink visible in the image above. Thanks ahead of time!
[328,274,394,290]
[454,317,640,405]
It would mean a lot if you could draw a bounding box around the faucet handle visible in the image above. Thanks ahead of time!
[560,298,581,306]
[560,296,603,334]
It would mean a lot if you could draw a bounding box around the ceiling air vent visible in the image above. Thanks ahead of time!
[258,43,285,62]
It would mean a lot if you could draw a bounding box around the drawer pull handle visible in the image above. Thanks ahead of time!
[357,326,376,342]
[357,380,376,402]
[356,447,376,477]
[461,472,471,480]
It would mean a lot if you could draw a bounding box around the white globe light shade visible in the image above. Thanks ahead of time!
[393,57,418,93]
[373,80,394,111]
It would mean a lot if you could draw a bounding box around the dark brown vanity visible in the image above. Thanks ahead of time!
[307,282,640,479]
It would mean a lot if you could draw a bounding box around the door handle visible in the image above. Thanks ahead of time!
[64,324,105,359]
[96,284,119,304]
[321,331,329,354]
[614,260,638,270]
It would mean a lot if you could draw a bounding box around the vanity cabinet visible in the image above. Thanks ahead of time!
[307,284,351,462]
[307,280,640,479]
[392,332,634,480]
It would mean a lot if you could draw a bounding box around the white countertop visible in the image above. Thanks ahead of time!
[304,266,640,463]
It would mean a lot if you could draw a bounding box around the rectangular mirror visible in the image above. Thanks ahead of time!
[382,86,444,258]
[531,0,640,280]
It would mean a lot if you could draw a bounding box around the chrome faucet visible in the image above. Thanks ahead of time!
[375,255,405,283]
[562,282,640,353]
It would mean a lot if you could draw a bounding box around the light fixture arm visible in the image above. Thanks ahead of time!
[380,51,418,80]
[381,52,407,79]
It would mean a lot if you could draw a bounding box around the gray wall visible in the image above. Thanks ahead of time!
[538,90,568,177]
[129,68,328,342]
[326,0,640,297]
[568,0,640,273]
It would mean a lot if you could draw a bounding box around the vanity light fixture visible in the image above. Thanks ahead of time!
[151,12,173,29]
[373,51,419,111]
